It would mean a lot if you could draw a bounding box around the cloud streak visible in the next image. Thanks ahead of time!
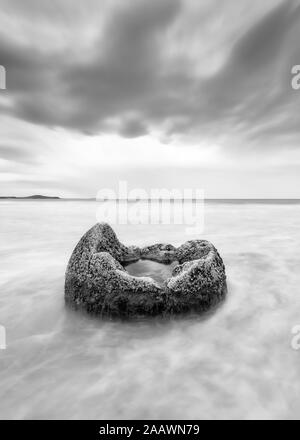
[1,0,298,140]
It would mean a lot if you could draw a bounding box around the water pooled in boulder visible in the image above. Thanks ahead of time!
[124,260,179,286]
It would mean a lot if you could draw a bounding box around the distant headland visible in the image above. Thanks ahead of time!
[0,195,60,199]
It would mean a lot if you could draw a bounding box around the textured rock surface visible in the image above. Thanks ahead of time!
[166,241,227,313]
[175,240,212,263]
[140,243,177,263]
[65,223,227,318]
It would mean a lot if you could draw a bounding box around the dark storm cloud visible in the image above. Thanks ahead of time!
[192,0,300,146]
[0,0,183,133]
[234,1,299,69]
[118,117,148,138]
[1,0,300,147]
[57,0,182,133]
[159,0,300,150]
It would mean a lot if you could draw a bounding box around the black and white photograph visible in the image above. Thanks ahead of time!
[0,0,300,424]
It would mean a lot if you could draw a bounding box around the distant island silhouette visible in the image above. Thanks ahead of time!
[0,195,60,199]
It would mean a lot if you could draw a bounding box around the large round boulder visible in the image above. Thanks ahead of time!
[65,223,227,318]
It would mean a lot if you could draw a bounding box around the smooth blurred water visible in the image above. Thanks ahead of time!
[0,200,300,420]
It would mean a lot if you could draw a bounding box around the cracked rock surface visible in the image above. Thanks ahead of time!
[65,223,227,317]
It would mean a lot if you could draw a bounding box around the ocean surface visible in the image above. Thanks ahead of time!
[0,199,300,420]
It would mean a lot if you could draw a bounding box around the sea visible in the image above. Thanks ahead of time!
[0,199,300,419]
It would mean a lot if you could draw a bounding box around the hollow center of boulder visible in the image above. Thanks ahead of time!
[124,260,178,286]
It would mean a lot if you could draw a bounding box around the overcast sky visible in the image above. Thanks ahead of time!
[0,0,300,198]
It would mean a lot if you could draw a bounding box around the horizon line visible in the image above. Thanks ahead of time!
[1,196,300,201]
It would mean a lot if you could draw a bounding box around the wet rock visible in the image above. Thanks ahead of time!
[65,222,227,318]
[166,242,227,313]
[140,243,177,263]
[175,240,211,263]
